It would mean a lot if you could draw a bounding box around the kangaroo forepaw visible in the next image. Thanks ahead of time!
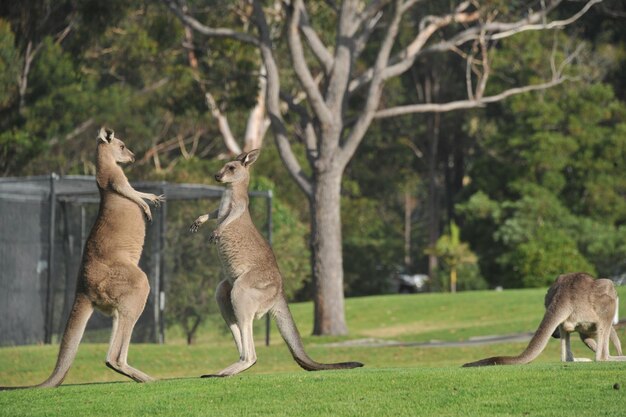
[152,194,166,207]
[209,230,221,244]
[143,209,153,222]
[189,220,202,233]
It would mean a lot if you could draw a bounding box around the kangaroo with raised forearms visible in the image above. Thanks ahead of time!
[1,128,164,390]
[463,272,626,367]
[189,149,363,376]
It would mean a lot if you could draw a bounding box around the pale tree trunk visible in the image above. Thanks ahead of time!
[311,169,347,335]
[450,266,457,293]
[182,9,268,156]
[243,66,270,152]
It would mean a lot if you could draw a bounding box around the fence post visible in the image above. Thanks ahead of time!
[158,183,167,344]
[265,190,273,347]
[44,173,58,344]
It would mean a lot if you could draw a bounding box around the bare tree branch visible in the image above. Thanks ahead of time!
[374,77,569,118]
[161,0,259,45]
[491,0,601,40]
[17,41,43,113]
[49,118,95,146]
[353,10,383,62]
[465,50,475,101]
[338,0,404,167]
[288,0,333,127]
[324,1,359,121]
[557,43,585,75]
[353,0,393,33]
[474,26,490,100]
[139,130,207,166]
[178,131,202,160]
[349,0,599,93]
[349,4,480,92]
[297,2,334,74]
[253,0,312,196]
[205,92,242,155]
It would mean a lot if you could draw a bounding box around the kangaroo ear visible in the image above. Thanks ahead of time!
[98,127,114,143]
[240,149,260,167]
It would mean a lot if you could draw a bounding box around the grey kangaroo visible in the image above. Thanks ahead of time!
[463,272,625,367]
[1,128,164,389]
[189,149,363,376]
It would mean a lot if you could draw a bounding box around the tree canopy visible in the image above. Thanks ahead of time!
[1,1,625,336]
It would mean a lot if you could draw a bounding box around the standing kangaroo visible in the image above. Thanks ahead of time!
[1,128,164,389]
[189,149,363,376]
[463,272,626,367]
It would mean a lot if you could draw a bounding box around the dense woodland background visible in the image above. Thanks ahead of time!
[1,1,625,339]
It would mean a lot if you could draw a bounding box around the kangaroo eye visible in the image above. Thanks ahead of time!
[229,166,235,171]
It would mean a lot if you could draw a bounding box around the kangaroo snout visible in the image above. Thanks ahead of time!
[215,173,222,182]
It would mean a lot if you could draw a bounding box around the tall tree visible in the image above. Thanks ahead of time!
[164,0,601,335]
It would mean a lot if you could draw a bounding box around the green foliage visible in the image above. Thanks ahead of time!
[460,185,602,288]
[457,28,626,287]
[340,121,423,296]
[425,222,483,292]
[342,196,402,296]
[428,222,476,267]
[0,20,17,108]
[164,200,222,345]
[512,228,596,288]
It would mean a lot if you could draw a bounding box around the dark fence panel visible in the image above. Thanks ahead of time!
[0,175,270,347]
[0,193,48,345]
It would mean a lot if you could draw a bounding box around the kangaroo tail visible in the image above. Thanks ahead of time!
[463,305,571,367]
[0,294,93,390]
[35,293,94,388]
[271,296,363,371]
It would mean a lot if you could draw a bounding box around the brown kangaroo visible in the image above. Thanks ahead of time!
[463,272,625,367]
[1,127,164,389]
[189,149,363,376]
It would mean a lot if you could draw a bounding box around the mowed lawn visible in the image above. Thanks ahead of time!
[1,287,626,416]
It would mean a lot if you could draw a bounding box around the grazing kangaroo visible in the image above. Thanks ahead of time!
[463,272,626,367]
[189,149,363,377]
[1,128,164,390]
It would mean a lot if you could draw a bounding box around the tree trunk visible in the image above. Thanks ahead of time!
[427,113,441,280]
[450,266,457,293]
[310,169,348,335]
[404,191,416,269]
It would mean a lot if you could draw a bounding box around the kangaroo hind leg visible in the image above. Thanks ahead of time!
[105,267,154,382]
[205,280,260,377]
[216,279,243,354]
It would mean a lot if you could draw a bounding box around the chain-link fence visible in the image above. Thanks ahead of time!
[0,175,271,347]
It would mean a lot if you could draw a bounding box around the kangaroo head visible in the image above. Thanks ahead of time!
[215,149,260,184]
[97,127,135,164]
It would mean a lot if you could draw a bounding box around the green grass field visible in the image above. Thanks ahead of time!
[1,287,626,416]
